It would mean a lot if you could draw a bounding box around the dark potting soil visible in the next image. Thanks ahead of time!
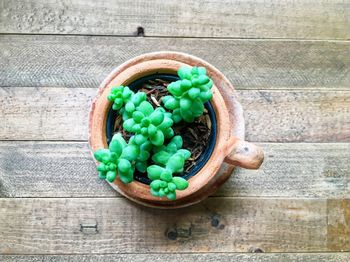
[113,78,211,176]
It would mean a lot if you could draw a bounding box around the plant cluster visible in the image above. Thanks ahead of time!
[94,66,214,200]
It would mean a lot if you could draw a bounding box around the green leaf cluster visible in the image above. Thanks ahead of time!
[147,135,191,200]
[94,133,134,184]
[162,66,213,123]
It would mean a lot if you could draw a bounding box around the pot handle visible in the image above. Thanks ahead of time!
[223,137,264,169]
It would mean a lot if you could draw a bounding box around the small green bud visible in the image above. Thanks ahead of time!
[97,163,106,172]
[132,111,144,123]
[141,117,151,127]
[125,101,135,113]
[94,149,111,163]
[131,92,146,106]
[180,79,192,91]
[122,87,133,99]
[192,98,204,117]
[166,142,178,153]
[178,66,192,80]
[98,171,106,179]
[147,165,164,180]
[180,97,192,110]
[118,159,131,173]
[163,127,175,139]
[166,154,185,173]
[135,161,147,173]
[167,191,176,200]
[148,124,157,136]
[152,150,171,165]
[137,101,154,116]
[150,179,162,190]
[134,134,147,145]
[119,169,133,184]
[109,139,123,156]
[111,133,127,148]
[164,96,180,110]
[197,67,207,75]
[140,140,152,151]
[138,150,150,162]
[150,188,160,197]
[123,118,135,132]
[199,90,213,102]
[157,117,173,130]
[168,182,176,192]
[149,111,164,126]
[172,176,189,190]
[188,87,200,99]
[160,170,173,182]
[150,130,164,146]
[121,145,139,161]
[177,149,191,160]
[141,127,148,135]
[198,74,210,85]
[158,188,166,197]
[106,170,117,182]
[180,107,195,123]
[167,81,182,96]
[171,136,183,149]
[132,123,141,133]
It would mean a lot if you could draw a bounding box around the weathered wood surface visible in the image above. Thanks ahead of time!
[1,36,349,89]
[1,197,348,253]
[1,142,349,198]
[1,87,349,142]
[1,253,350,262]
[1,0,349,39]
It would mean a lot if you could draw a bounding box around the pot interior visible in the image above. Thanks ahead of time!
[106,74,217,184]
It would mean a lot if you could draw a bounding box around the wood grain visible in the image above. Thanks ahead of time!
[1,87,349,142]
[0,197,342,254]
[0,35,349,89]
[0,0,349,39]
[1,142,349,198]
[1,253,350,262]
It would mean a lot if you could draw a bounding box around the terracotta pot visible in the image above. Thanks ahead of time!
[89,51,264,208]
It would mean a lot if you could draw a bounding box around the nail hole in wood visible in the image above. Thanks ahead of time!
[137,26,144,36]
[166,229,178,240]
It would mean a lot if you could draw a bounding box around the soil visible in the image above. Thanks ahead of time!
[114,78,211,176]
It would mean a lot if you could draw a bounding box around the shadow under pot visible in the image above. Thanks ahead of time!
[89,51,264,208]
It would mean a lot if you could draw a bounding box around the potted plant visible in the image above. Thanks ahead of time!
[89,52,264,208]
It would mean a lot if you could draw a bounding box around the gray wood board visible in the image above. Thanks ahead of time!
[1,87,349,142]
[1,197,348,253]
[1,253,350,262]
[0,142,349,198]
[0,35,349,89]
[0,0,349,39]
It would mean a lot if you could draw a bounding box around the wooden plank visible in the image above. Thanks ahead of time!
[0,197,337,253]
[0,0,349,39]
[0,35,349,89]
[1,142,349,199]
[1,253,350,262]
[1,87,349,142]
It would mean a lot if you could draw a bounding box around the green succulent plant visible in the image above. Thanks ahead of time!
[147,136,191,200]
[123,103,175,147]
[94,133,134,184]
[107,86,147,120]
[162,66,213,123]
[94,65,213,200]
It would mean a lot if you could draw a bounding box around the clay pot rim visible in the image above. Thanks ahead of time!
[89,51,245,208]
